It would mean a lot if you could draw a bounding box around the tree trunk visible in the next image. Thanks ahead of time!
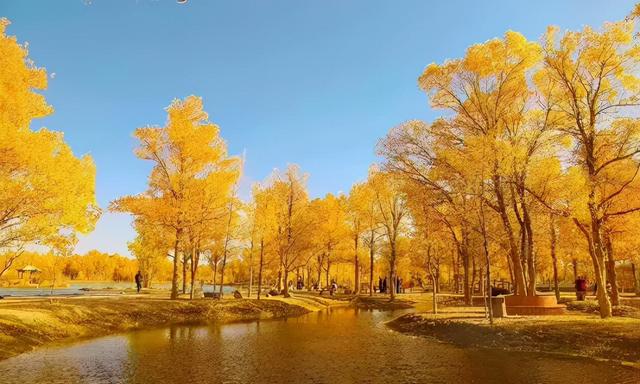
[550,214,560,302]
[493,174,527,296]
[522,203,536,296]
[603,231,620,306]
[212,259,218,292]
[283,268,290,297]
[575,216,612,318]
[460,226,472,305]
[325,256,331,288]
[354,234,360,294]
[316,255,323,290]
[389,242,397,300]
[182,251,188,294]
[170,229,181,300]
[369,240,375,296]
[257,238,264,300]
[431,274,438,314]
[189,249,199,300]
[219,252,228,296]
[248,239,254,298]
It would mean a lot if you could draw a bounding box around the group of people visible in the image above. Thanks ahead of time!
[376,276,404,294]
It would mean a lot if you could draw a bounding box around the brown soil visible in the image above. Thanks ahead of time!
[387,311,640,367]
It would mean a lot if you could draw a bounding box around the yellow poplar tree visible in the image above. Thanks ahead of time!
[0,19,99,276]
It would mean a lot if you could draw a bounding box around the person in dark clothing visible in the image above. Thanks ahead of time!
[378,277,383,294]
[382,277,387,294]
[575,276,587,301]
[135,271,143,293]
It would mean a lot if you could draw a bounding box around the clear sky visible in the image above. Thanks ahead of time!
[2,0,636,256]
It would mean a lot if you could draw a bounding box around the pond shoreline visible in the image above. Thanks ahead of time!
[0,294,343,361]
[387,312,640,369]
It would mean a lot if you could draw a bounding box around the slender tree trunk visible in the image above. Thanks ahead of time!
[212,259,218,292]
[482,229,493,325]
[248,239,254,298]
[257,238,264,300]
[219,252,228,296]
[550,214,560,302]
[572,259,578,281]
[369,239,375,296]
[431,273,438,314]
[389,242,397,300]
[219,201,234,296]
[354,234,360,294]
[325,259,331,288]
[182,252,188,294]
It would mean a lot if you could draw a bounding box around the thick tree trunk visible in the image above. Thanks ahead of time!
[523,204,536,296]
[189,249,199,300]
[325,253,331,288]
[604,231,620,306]
[460,226,472,305]
[631,263,640,296]
[283,268,290,297]
[576,215,612,318]
[316,255,323,290]
[494,175,527,295]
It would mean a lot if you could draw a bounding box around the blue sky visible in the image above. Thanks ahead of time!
[2,0,635,256]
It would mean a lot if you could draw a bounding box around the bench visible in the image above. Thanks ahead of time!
[204,292,222,300]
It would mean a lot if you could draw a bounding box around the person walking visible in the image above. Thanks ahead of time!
[135,271,143,293]
[383,277,387,294]
[378,277,383,294]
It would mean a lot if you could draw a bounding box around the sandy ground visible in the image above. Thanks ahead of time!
[386,297,640,368]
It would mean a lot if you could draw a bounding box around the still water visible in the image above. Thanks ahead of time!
[0,283,235,297]
[0,307,637,384]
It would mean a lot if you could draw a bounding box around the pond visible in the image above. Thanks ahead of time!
[0,307,637,383]
[0,283,236,297]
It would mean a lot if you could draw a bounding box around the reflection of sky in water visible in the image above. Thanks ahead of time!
[0,307,637,384]
[0,284,235,297]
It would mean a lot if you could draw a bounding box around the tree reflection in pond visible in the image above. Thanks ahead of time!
[0,308,637,384]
